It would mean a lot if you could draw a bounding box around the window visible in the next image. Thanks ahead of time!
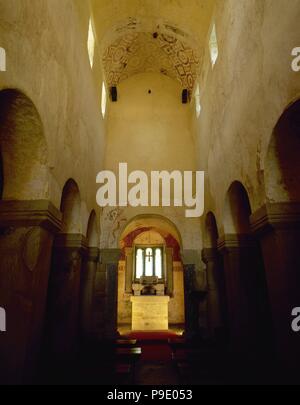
[0,47,6,72]
[87,18,95,68]
[135,246,164,280]
[101,82,107,118]
[209,23,218,67]
[195,84,201,118]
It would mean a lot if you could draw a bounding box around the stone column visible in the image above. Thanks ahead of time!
[46,233,87,358]
[166,247,174,296]
[101,249,121,339]
[125,247,133,293]
[183,264,200,339]
[92,262,107,340]
[218,234,258,351]
[251,202,300,374]
[201,248,222,338]
[0,200,61,384]
[80,247,99,342]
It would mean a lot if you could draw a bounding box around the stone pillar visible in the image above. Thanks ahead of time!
[80,247,99,342]
[251,202,300,374]
[166,247,174,296]
[183,264,200,339]
[201,248,222,338]
[0,200,61,384]
[125,247,133,293]
[101,249,121,339]
[218,234,258,351]
[45,233,87,358]
[92,262,107,340]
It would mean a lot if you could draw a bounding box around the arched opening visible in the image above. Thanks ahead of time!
[203,212,228,341]
[223,182,252,235]
[118,214,184,334]
[41,179,83,382]
[0,89,51,383]
[204,212,219,248]
[86,210,99,248]
[222,182,272,357]
[0,89,48,200]
[60,179,82,234]
[257,99,300,375]
[265,100,300,202]
[80,210,100,342]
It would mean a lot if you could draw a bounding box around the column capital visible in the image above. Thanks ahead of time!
[250,202,300,235]
[217,233,255,253]
[54,233,88,251]
[87,247,100,262]
[0,199,62,233]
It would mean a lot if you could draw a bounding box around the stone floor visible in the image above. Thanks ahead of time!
[135,361,180,385]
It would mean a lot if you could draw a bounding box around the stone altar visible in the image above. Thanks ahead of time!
[130,296,170,330]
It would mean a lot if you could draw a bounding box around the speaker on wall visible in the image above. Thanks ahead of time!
[110,86,118,102]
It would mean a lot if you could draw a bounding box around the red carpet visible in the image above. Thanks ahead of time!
[125,331,180,361]
[126,331,178,341]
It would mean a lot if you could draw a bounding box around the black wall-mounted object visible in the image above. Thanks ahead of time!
[182,89,190,104]
[110,86,118,102]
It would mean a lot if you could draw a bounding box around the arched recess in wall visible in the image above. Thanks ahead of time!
[203,212,228,339]
[265,99,300,202]
[222,182,272,352]
[86,210,100,248]
[0,89,49,383]
[223,182,252,235]
[42,179,83,373]
[60,178,82,234]
[0,89,48,200]
[256,99,300,372]
[79,209,100,341]
[204,212,219,248]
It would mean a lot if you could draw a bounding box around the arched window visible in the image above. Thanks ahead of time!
[87,18,95,68]
[0,47,6,72]
[195,84,201,118]
[101,82,107,118]
[209,23,218,67]
[135,246,164,280]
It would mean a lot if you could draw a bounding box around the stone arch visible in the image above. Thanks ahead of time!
[202,211,228,340]
[204,211,219,248]
[265,99,300,202]
[221,181,272,353]
[0,89,48,200]
[118,213,185,328]
[223,181,252,234]
[120,213,182,249]
[86,210,100,248]
[60,178,82,234]
[80,210,100,341]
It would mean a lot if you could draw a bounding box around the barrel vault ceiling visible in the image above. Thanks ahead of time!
[91,0,216,91]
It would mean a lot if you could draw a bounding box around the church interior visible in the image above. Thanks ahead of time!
[0,0,300,386]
